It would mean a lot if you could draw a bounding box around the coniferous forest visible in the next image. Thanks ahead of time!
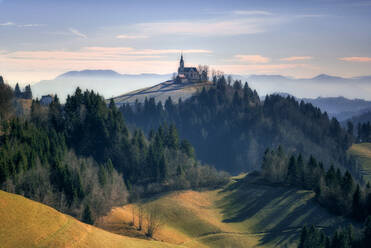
[121,75,353,174]
[0,83,228,223]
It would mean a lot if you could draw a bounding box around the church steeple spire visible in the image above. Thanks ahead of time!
[179,52,184,73]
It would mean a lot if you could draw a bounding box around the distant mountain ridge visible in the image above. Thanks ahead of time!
[238,73,371,81]
[58,69,170,78]
[58,69,122,78]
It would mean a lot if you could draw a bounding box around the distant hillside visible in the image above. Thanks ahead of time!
[0,190,180,248]
[347,111,371,125]
[99,174,353,248]
[233,74,371,101]
[261,94,371,121]
[31,70,172,102]
[302,97,371,121]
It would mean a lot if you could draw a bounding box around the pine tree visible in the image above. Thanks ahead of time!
[82,204,94,225]
[352,184,363,220]
[166,124,179,149]
[364,216,371,247]
[287,155,297,185]
[23,85,32,99]
[14,83,21,98]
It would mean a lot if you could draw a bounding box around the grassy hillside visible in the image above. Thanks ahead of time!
[112,80,213,105]
[99,174,353,248]
[348,143,371,183]
[0,190,181,248]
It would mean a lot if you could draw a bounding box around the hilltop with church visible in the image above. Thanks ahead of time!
[175,54,208,83]
[111,54,212,105]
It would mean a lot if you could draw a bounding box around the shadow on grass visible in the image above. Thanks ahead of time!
[216,173,355,247]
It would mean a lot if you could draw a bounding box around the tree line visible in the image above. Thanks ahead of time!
[298,219,371,248]
[260,146,371,223]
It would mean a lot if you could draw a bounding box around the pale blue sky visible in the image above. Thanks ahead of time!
[0,0,371,84]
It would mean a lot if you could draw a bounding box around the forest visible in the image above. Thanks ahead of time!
[0,81,228,223]
[121,75,353,174]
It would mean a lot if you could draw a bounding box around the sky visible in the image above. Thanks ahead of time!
[0,0,371,85]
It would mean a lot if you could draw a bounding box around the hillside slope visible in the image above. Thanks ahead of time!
[112,80,213,105]
[0,190,181,248]
[348,143,371,183]
[99,174,353,248]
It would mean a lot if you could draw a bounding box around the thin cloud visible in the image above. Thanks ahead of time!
[234,54,270,63]
[116,34,149,39]
[339,57,371,62]
[69,28,87,39]
[295,14,327,18]
[0,22,15,26]
[134,18,278,36]
[233,10,272,16]
[0,22,43,27]
[212,63,311,74]
[2,47,212,61]
[21,24,44,27]
[281,56,313,61]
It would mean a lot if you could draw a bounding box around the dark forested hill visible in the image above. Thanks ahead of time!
[0,83,228,224]
[121,76,353,174]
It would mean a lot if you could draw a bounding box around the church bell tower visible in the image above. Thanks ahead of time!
[178,53,184,74]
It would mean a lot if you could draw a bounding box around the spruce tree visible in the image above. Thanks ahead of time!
[352,185,363,220]
[14,83,21,98]
[82,204,94,225]
[23,85,32,99]
[287,155,297,185]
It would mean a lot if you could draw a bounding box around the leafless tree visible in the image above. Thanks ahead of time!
[145,205,163,238]
[138,204,144,231]
[131,205,136,226]
[227,75,233,85]
[197,65,209,81]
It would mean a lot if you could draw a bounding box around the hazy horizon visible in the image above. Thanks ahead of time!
[1,0,371,92]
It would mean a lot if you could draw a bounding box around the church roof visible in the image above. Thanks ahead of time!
[183,67,198,72]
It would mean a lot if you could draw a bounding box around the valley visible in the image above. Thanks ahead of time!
[98,174,353,248]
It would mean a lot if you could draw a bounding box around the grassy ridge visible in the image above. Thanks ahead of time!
[100,175,352,248]
[348,143,371,183]
[0,190,180,248]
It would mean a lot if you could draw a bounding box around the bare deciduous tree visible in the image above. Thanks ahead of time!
[138,204,144,231]
[131,205,136,226]
[145,205,163,238]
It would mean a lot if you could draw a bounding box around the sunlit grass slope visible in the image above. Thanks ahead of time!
[348,143,371,183]
[100,174,352,248]
[0,190,181,248]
